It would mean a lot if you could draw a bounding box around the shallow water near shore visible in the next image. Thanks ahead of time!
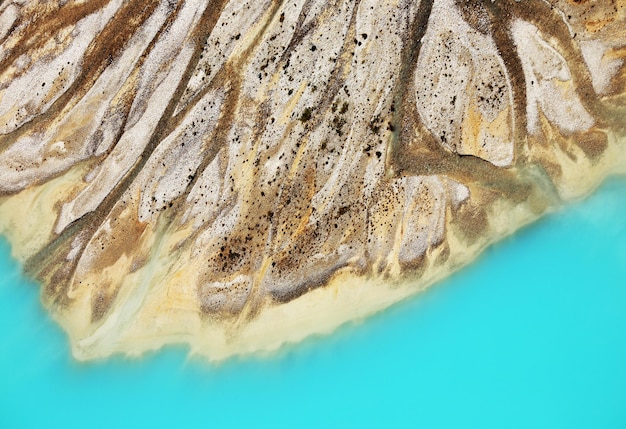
[1,178,625,429]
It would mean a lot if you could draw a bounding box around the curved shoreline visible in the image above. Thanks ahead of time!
[8,136,621,362]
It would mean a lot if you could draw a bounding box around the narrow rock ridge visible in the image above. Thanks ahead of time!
[0,0,624,360]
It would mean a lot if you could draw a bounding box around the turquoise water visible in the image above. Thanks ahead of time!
[1,179,625,429]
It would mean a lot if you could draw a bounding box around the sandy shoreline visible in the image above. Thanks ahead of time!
[52,135,626,362]
[1,136,619,362]
[0,133,623,363]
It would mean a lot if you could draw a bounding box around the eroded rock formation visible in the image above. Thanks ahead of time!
[0,0,624,360]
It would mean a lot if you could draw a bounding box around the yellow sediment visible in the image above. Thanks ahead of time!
[44,181,534,362]
[0,132,621,363]
[1,131,620,363]
[0,161,91,262]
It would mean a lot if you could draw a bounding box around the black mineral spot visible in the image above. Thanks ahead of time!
[299,107,312,122]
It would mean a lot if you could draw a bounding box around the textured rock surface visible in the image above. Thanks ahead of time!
[0,0,625,360]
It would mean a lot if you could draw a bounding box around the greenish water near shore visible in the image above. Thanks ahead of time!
[1,178,625,428]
